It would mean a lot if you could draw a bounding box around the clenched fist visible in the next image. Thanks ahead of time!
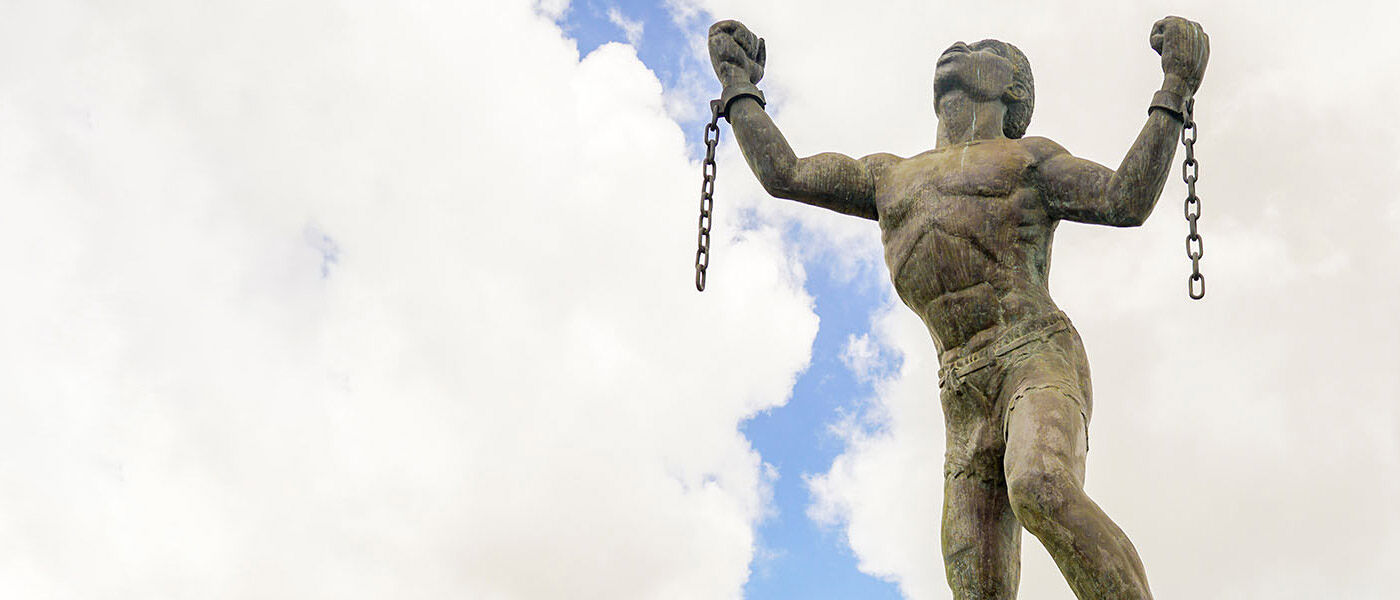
[709,20,766,88]
[1151,16,1209,95]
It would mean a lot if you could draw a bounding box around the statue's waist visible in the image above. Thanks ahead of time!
[937,310,1073,386]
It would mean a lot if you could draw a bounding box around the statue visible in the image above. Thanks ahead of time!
[706,16,1209,600]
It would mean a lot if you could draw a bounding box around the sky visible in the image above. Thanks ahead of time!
[0,1,1397,599]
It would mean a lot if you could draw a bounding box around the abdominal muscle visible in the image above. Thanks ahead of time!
[915,276,1061,356]
[884,224,1060,356]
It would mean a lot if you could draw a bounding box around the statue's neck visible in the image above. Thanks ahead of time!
[935,91,1008,148]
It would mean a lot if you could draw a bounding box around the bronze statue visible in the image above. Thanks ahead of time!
[707,16,1208,600]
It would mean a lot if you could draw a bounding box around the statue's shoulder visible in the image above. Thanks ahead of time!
[859,152,903,168]
[858,152,904,180]
[1016,136,1071,164]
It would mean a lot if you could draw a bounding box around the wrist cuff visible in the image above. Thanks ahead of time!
[1149,89,1187,121]
[718,82,766,119]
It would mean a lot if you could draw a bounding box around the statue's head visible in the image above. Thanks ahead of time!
[933,39,1034,138]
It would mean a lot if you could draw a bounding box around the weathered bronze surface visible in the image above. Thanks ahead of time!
[708,17,1208,600]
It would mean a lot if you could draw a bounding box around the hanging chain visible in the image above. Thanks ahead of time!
[1181,98,1204,300]
[695,99,722,291]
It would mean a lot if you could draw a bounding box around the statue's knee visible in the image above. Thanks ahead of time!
[1006,466,1076,532]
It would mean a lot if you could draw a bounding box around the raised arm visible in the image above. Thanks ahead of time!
[1037,17,1209,227]
[709,21,883,221]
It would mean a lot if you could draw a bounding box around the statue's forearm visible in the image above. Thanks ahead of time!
[725,97,800,197]
[1103,80,1192,225]
[1104,117,1177,224]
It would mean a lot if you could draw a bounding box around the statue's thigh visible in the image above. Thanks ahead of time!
[1004,389,1088,485]
[1001,356,1090,484]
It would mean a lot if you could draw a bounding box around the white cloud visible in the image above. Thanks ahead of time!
[664,0,704,29]
[535,0,571,20]
[608,6,646,48]
[0,1,818,598]
[688,0,1400,598]
[840,333,889,384]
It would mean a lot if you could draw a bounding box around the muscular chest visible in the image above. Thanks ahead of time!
[876,142,1043,263]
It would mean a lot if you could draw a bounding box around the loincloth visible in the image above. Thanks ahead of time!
[936,311,1092,482]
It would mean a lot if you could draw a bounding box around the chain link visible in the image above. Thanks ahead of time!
[695,100,722,291]
[1181,98,1204,300]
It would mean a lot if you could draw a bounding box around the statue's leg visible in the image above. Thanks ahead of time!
[1002,375,1152,599]
[940,374,1021,599]
[942,469,1022,598]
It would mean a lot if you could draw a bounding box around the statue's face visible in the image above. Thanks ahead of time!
[934,40,1016,103]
